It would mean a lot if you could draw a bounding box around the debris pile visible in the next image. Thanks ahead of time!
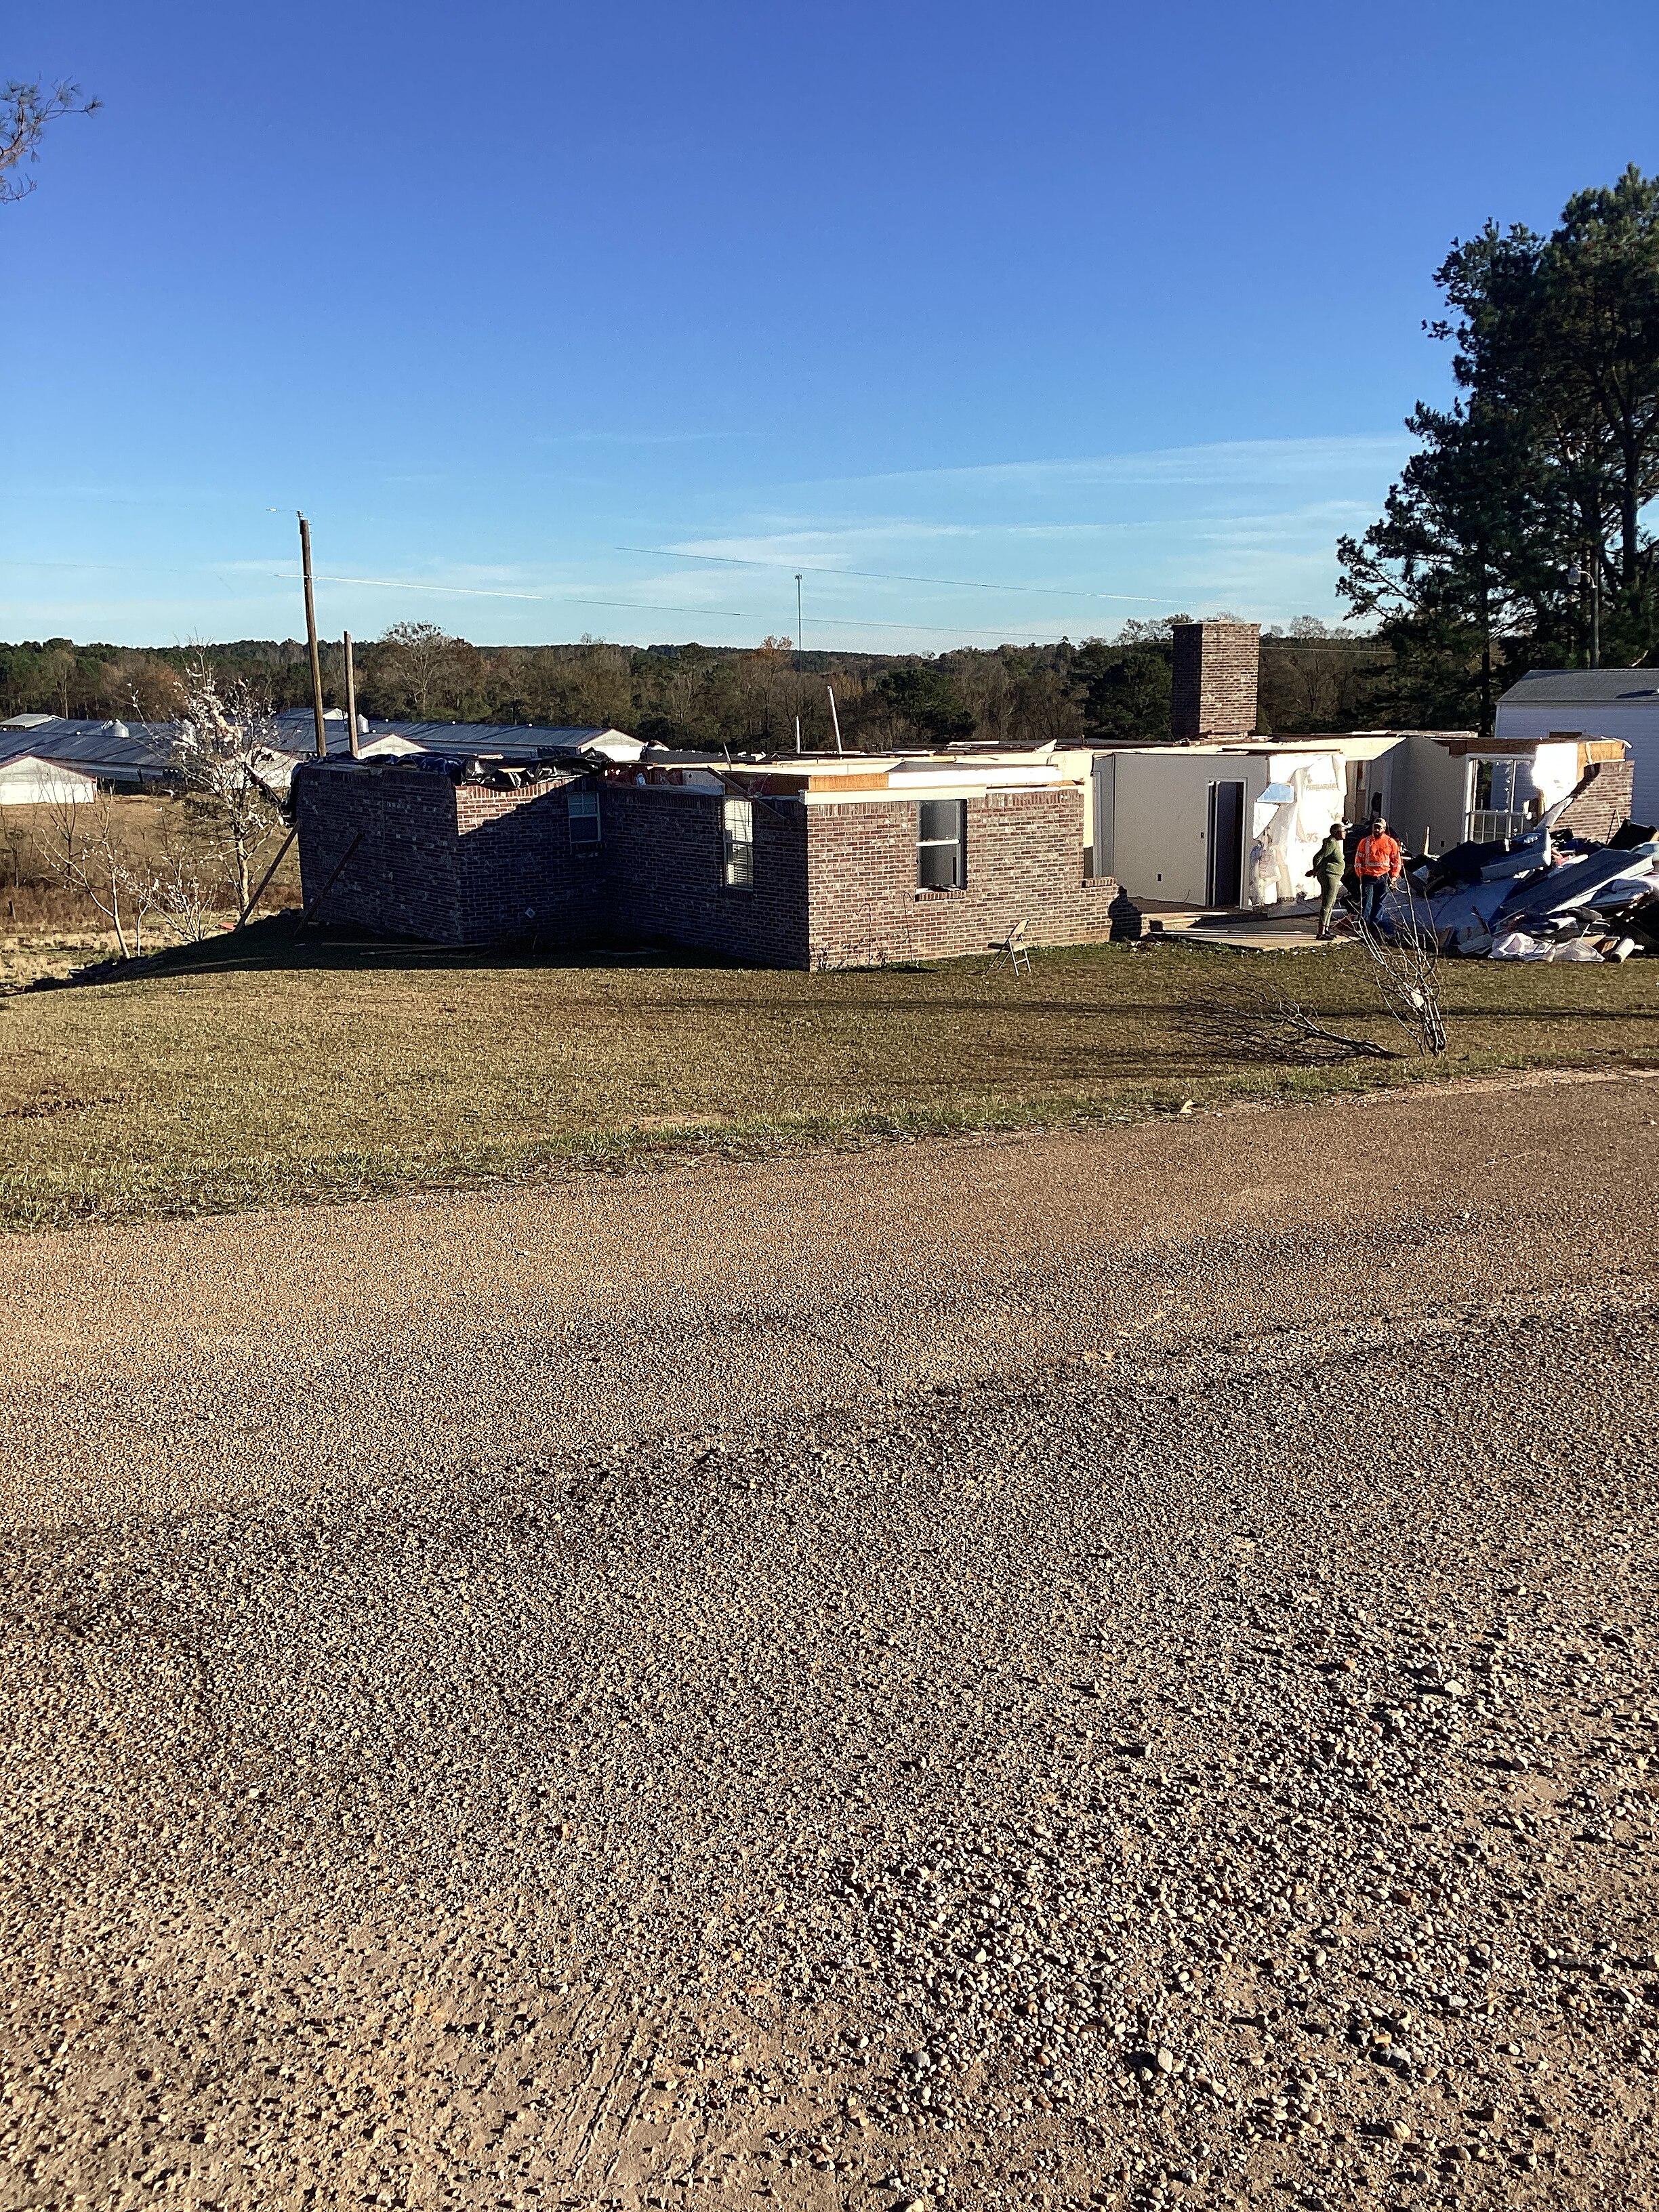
[1410,800,1659,960]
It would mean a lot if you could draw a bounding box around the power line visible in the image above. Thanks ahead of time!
[276,571,1113,641]
[280,573,750,619]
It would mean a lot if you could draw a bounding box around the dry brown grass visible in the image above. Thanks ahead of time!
[0,795,301,944]
[1,921,1656,1233]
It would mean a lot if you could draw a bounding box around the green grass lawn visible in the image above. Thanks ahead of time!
[1,921,1656,1233]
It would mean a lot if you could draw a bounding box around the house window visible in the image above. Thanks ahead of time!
[917,798,966,889]
[722,797,754,887]
[569,788,600,847]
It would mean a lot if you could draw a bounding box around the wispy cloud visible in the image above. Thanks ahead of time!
[3,432,1408,643]
[793,434,1410,497]
[532,428,762,449]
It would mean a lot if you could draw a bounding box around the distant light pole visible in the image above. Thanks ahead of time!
[795,573,803,665]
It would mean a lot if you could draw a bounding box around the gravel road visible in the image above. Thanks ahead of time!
[3,1072,1658,2211]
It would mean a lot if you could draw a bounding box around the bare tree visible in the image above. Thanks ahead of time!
[949,655,1017,745]
[98,651,184,723]
[167,658,287,916]
[373,622,468,720]
[1357,899,1449,1055]
[1,81,100,203]
[152,828,219,943]
[1181,989,1399,1066]
[1012,667,1084,748]
[39,791,160,958]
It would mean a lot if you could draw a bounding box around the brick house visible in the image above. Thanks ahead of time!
[292,745,1121,968]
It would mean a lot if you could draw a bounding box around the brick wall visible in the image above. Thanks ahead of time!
[294,766,464,939]
[804,790,1118,966]
[453,781,598,942]
[602,787,811,966]
[1171,621,1261,740]
[1555,758,1637,844]
[295,765,1118,968]
[295,764,598,943]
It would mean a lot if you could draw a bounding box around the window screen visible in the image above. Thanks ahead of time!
[1468,756,1538,842]
[569,789,600,846]
[1472,759,1533,813]
[917,798,966,889]
[722,797,754,887]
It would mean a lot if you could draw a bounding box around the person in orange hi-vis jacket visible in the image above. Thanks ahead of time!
[1354,815,1404,930]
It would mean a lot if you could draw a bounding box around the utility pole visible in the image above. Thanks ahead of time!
[795,573,803,664]
[342,630,361,759]
[299,514,327,758]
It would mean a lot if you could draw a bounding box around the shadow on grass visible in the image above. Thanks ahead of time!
[27,926,1659,1059]
[25,916,759,987]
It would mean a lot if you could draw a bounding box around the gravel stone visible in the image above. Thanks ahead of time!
[2,1072,1658,2209]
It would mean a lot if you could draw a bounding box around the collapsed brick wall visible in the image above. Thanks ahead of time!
[1555,758,1637,844]
[804,790,1118,967]
[1171,621,1261,740]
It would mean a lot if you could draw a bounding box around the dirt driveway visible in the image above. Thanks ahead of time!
[3,1073,1657,2211]
[5,1068,1657,1528]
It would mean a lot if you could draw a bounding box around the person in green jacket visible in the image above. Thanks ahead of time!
[1308,821,1347,939]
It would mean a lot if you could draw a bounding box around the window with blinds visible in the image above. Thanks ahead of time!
[722,797,754,887]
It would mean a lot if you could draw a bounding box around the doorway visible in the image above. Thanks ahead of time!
[1206,779,1246,906]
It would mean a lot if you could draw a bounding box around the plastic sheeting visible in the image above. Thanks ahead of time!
[1247,753,1345,910]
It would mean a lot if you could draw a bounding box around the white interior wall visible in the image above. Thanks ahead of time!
[1092,754,1115,880]
[1349,739,1407,825]
[1101,751,1269,905]
[1052,748,1094,856]
[1397,740,1469,853]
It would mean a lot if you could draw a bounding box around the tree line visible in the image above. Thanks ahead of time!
[1,622,1407,752]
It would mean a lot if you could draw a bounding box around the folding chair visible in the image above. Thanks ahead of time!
[987,920,1033,979]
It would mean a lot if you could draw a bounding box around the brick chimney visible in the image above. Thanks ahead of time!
[1170,620,1261,741]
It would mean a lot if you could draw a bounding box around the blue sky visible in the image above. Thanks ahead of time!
[5,0,1657,653]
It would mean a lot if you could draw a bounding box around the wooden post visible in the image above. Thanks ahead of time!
[299,514,327,759]
[343,630,361,759]
[298,830,363,931]
[236,826,298,929]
